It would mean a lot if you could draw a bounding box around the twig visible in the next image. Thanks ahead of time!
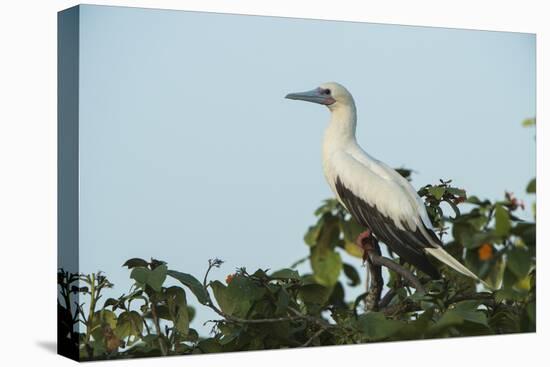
[302,327,326,347]
[448,292,495,306]
[208,303,334,326]
[378,289,396,309]
[203,258,224,288]
[220,313,305,324]
[290,256,309,269]
[143,319,151,335]
[382,300,420,316]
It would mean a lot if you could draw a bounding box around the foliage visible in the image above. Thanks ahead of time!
[58,123,536,361]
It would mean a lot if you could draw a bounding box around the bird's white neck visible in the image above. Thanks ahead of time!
[323,101,358,155]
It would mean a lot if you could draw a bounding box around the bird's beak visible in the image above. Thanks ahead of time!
[285,88,335,105]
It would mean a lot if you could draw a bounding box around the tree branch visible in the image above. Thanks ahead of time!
[357,230,426,311]
[369,253,425,293]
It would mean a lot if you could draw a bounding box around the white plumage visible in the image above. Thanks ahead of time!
[286,82,485,285]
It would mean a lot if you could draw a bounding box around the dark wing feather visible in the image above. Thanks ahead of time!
[335,177,440,279]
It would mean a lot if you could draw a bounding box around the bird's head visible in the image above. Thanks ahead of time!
[285,82,354,111]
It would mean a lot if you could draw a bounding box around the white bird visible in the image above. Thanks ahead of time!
[286,82,483,284]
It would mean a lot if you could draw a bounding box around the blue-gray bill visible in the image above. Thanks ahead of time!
[285,88,334,105]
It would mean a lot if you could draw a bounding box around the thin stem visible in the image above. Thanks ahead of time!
[151,303,168,356]
[203,266,213,289]
[484,207,495,231]
[383,300,420,316]
[203,258,223,288]
[302,327,326,347]
[84,274,96,346]
[143,319,151,335]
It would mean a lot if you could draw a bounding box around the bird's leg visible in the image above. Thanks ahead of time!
[356,230,383,311]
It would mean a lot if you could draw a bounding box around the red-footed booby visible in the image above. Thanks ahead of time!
[286,82,484,284]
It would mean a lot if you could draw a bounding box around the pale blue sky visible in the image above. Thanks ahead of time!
[76,5,535,333]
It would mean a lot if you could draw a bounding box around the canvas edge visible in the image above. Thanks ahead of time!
[57,4,81,362]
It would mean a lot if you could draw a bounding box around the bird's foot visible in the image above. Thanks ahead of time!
[356,230,375,263]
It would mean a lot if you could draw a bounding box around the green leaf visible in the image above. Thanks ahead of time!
[210,281,229,313]
[328,281,346,307]
[317,215,341,250]
[453,300,488,326]
[197,338,223,353]
[274,289,290,315]
[429,186,446,200]
[270,268,300,280]
[494,204,511,237]
[148,264,167,292]
[123,258,149,269]
[130,265,167,292]
[167,270,209,305]
[466,195,481,205]
[522,118,535,127]
[154,305,172,320]
[166,286,189,334]
[340,218,365,243]
[298,280,332,305]
[344,241,364,258]
[446,187,466,197]
[512,222,536,247]
[526,301,535,324]
[489,306,521,333]
[130,267,149,285]
[311,247,342,287]
[431,301,488,335]
[454,221,498,249]
[90,309,117,334]
[149,258,167,270]
[395,167,413,180]
[507,247,531,280]
[464,230,498,249]
[210,275,265,317]
[495,286,528,303]
[103,298,119,308]
[526,178,536,194]
[343,263,361,286]
[485,256,505,289]
[187,305,196,323]
[355,312,404,341]
[443,199,461,218]
[431,308,464,332]
[115,311,143,339]
[340,218,366,258]
[314,199,340,216]
[304,217,325,246]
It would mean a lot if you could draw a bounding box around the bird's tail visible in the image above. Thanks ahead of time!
[425,246,492,290]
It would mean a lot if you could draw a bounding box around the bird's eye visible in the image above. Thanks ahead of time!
[323,89,332,95]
